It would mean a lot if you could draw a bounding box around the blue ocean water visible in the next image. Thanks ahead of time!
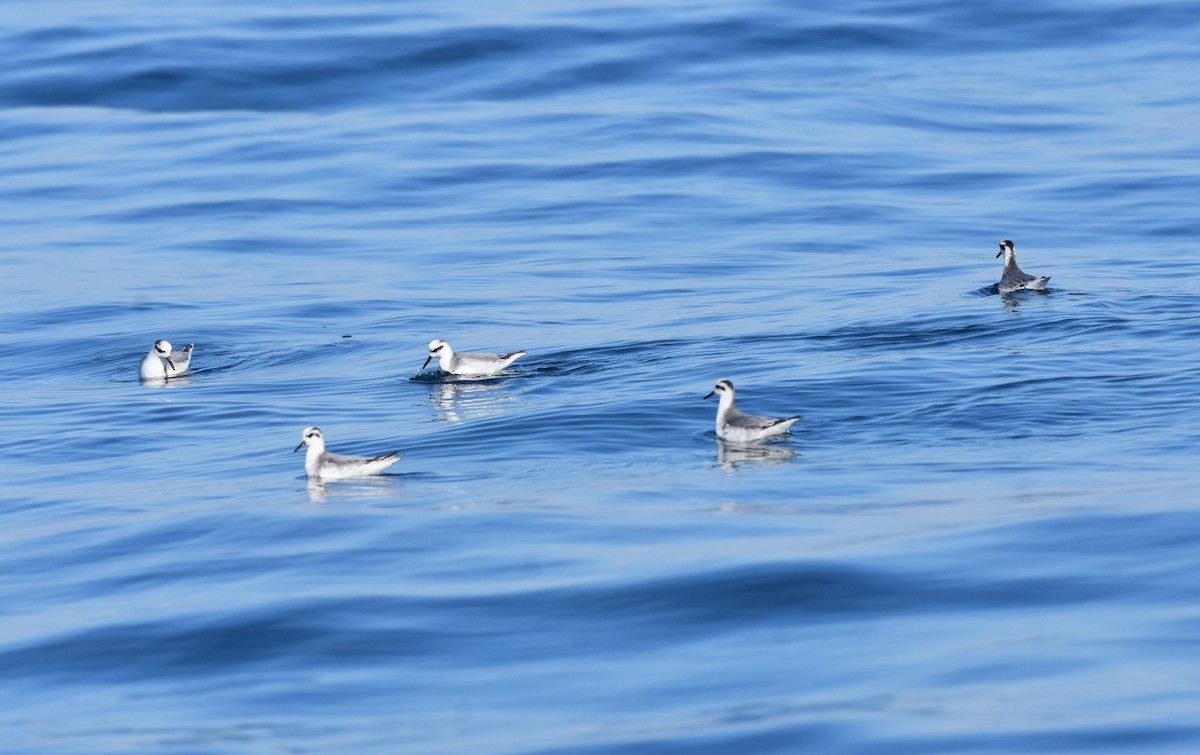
[3,0,1200,751]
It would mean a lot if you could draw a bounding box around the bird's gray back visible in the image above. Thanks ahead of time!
[1001,267,1036,285]
[727,412,787,431]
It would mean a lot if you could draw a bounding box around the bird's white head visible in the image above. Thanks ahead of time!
[294,426,324,454]
[704,379,735,401]
[422,339,451,371]
[996,239,1015,259]
[153,339,177,370]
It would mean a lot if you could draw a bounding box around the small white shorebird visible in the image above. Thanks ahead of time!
[293,426,402,480]
[996,239,1051,293]
[421,339,527,376]
[139,339,194,379]
[704,379,803,443]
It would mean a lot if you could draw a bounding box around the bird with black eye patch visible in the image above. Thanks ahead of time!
[995,239,1051,293]
[293,427,402,480]
[704,379,803,442]
[420,339,527,376]
[139,339,194,380]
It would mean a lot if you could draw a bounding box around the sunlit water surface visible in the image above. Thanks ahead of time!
[3,0,1200,752]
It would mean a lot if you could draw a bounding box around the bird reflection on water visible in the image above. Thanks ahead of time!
[426,377,520,423]
[140,374,194,389]
[306,476,399,504]
[714,438,796,471]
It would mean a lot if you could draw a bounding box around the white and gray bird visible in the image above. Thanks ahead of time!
[421,339,527,376]
[293,426,402,480]
[704,379,802,443]
[995,239,1050,293]
[139,339,194,380]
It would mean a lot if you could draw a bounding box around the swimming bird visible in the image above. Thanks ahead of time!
[293,426,402,480]
[703,379,803,442]
[996,239,1050,293]
[139,339,194,379]
[421,339,527,376]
